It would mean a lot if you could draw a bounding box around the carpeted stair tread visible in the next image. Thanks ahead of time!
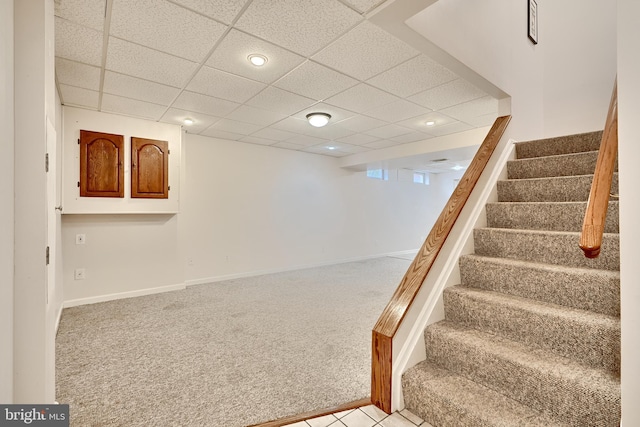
[402,361,569,427]
[443,286,620,372]
[486,201,619,233]
[515,131,603,159]
[459,254,620,316]
[473,227,619,271]
[507,151,607,179]
[497,173,619,202]
[424,321,621,427]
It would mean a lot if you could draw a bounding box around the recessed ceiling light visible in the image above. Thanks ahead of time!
[452,165,465,171]
[425,121,436,126]
[183,118,194,125]
[306,112,331,127]
[248,54,267,67]
[326,146,336,150]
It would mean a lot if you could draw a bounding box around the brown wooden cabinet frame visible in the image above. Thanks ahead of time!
[79,130,125,198]
[131,137,169,199]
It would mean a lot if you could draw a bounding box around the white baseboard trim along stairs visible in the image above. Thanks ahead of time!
[401,131,621,426]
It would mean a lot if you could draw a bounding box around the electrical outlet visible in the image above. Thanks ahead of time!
[74,268,86,280]
[76,234,86,245]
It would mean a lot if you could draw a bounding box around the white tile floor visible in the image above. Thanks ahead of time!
[284,405,433,427]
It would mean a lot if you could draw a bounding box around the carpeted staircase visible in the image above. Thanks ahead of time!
[402,131,621,426]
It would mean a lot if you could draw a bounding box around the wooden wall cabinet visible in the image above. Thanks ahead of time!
[131,137,169,199]
[79,130,124,198]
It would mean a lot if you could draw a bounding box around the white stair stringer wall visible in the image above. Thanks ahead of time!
[390,136,517,411]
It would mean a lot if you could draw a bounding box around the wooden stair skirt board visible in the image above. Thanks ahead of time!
[401,129,620,426]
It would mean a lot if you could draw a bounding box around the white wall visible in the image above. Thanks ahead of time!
[618,1,640,424]
[181,134,449,283]
[13,0,57,403]
[0,0,15,404]
[542,1,617,136]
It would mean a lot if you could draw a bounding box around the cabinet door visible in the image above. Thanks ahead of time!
[79,130,124,198]
[131,137,169,199]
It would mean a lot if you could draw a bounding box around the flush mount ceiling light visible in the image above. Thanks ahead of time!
[183,118,194,125]
[425,120,436,126]
[306,112,331,127]
[248,54,267,66]
[326,146,336,150]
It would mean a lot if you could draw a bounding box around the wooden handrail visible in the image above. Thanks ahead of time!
[580,79,618,258]
[371,115,511,413]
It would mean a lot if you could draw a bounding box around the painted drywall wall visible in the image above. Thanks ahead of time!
[542,1,616,136]
[618,1,640,424]
[406,0,545,141]
[13,0,57,403]
[181,134,449,283]
[62,107,182,214]
[0,0,14,404]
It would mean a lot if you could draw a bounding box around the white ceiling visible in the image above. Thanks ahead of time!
[54,0,499,160]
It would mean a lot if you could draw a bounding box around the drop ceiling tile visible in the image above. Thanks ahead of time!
[207,29,305,84]
[439,96,499,121]
[397,112,457,132]
[465,112,500,127]
[224,105,287,126]
[110,0,226,62]
[54,0,105,31]
[408,78,487,111]
[106,37,198,88]
[293,103,355,123]
[364,124,413,139]
[250,127,299,142]
[302,145,348,157]
[426,121,473,137]
[208,118,263,135]
[321,141,367,153]
[364,139,404,149]
[313,21,418,80]
[169,0,247,24]
[390,131,434,144]
[304,124,355,140]
[239,136,278,146]
[235,0,363,56]
[173,91,240,117]
[186,65,267,103]
[55,18,103,66]
[271,117,312,134]
[273,141,306,151]
[336,133,379,145]
[336,114,386,133]
[342,0,385,13]
[55,58,101,90]
[367,54,458,97]
[59,84,99,109]
[160,108,220,133]
[364,100,430,123]
[101,94,167,120]
[274,61,358,101]
[285,134,328,147]
[200,127,244,140]
[246,86,316,116]
[325,84,399,113]
[103,71,180,105]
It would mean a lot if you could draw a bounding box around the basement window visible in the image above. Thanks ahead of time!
[366,169,388,180]
[413,172,430,185]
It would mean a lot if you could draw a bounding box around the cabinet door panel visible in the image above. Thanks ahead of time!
[80,130,124,198]
[131,137,169,199]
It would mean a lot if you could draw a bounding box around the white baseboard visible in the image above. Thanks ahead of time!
[185,249,419,287]
[63,283,186,308]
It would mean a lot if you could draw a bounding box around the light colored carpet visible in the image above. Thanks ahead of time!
[56,256,410,426]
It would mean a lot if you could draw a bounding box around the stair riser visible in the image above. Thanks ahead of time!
[443,288,620,372]
[515,131,603,159]
[425,326,620,426]
[486,201,619,233]
[497,174,619,203]
[508,151,602,179]
[473,228,619,271]
[459,255,620,316]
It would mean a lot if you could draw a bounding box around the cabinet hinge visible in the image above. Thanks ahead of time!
[46,246,50,265]
[77,138,80,144]
[168,149,171,154]
[45,153,49,172]
[168,185,171,191]
[77,182,80,188]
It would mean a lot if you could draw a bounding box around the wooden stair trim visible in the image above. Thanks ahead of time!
[580,78,618,258]
[247,398,371,427]
[371,115,511,413]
